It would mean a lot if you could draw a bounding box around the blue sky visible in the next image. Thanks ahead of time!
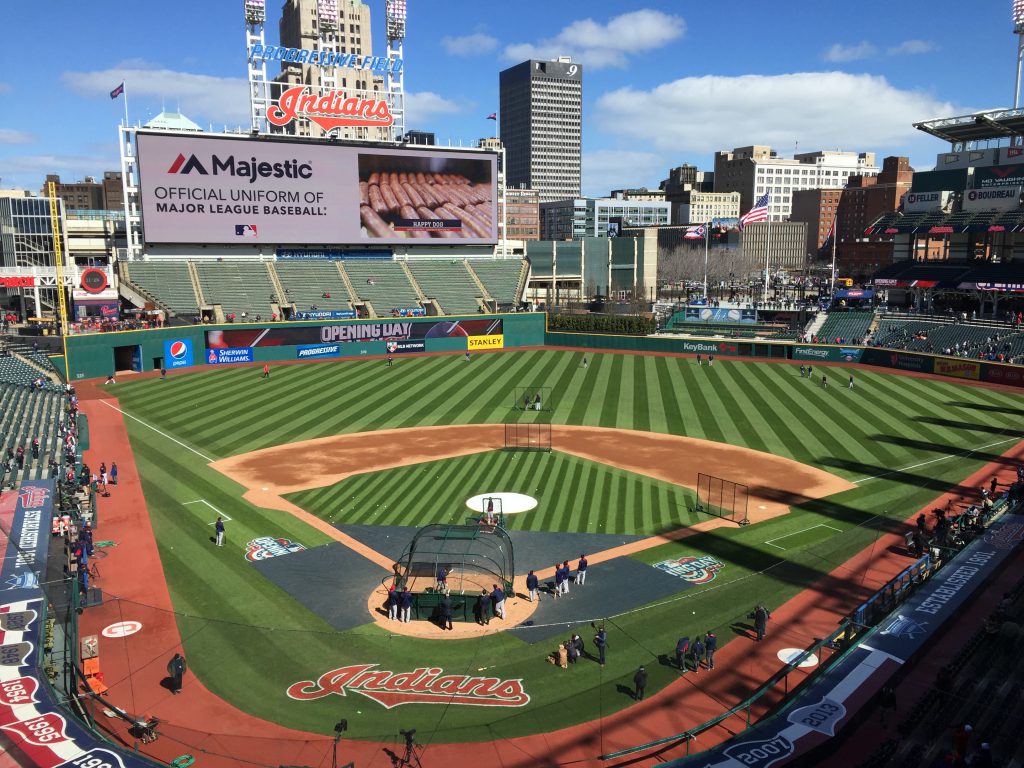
[0,0,1016,197]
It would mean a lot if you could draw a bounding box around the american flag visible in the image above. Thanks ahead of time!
[684,224,706,240]
[739,192,770,229]
[824,214,837,243]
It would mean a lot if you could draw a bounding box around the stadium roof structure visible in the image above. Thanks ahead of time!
[914,109,1024,148]
[871,259,1024,291]
[866,208,1024,235]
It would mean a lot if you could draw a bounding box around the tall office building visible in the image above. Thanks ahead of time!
[714,146,878,222]
[499,58,582,203]
[274,0,388,141]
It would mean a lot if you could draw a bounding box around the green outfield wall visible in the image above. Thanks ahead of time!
[63,313,545,380]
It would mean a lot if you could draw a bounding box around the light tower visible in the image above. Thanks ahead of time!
[385,0,407,141]
[244,0,269,132]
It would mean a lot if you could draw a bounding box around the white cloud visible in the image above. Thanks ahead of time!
[594,72,962,155]
[888,39,936,56]
[62,65,250,126]
[0,129,33,145]
[582,149,664,198]
[442,33,498,57]
[404,91,462,125]
[823,42,877,62]
[504,9,685,70]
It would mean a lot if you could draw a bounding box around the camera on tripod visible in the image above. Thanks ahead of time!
[398,728,422,767]
[400,728,416,745]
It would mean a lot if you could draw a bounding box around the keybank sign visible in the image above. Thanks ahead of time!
[249,44,402,74]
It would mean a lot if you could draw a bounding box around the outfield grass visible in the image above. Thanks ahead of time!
[109,350,1024,741]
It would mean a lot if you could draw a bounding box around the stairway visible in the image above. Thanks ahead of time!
[334,263,361,307]
[12,352,59,384]
[400,262,427,303]
[804,312,828,340]
[265,262,289,306]
[186,261,206,306]
[463,261,494,310]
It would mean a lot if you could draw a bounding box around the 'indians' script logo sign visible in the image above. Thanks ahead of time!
[287,664,530,709]
[267,87,394,132]
[17,486,49,509]
[653,555,724,584]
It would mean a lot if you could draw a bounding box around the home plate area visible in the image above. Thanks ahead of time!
[253,525,705,642]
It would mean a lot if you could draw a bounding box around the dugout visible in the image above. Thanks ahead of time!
[393,523,514,623]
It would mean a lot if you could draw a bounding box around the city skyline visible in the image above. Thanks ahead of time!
[0,0,1015,199]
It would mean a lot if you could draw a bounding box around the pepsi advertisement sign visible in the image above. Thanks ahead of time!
[207,347,254,365]
[164,339,194,369]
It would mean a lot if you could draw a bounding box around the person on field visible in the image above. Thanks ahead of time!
[526,570,539,602]
[386,584,398,620]
[167,653,186,694]
[491,583,506,620]
[387,354,393,367]
[440,593,453,631]
[262,364,270,378]
[807,364,813,379]
[697,353,702,366]
[399,586,413,623]
[690,635,705,674]
[848,374,854,389]
[576,554,588,585]
[821,374,827,389]
[561,561,571,594]
[594,625,607,667]
[534,393,542,411]
[160,367,167,380]
[475,589,490,625]
[582,355,588,368]
[110,462,119,485]
[752,604,771,641]
[704,630,718,670]
[708,354,714,366]
[633,666,648,700]
[214,516,225,547]
[553,563,564,598]
[436,566,447,593]
[675,635,689,670]
[799,365,806,378]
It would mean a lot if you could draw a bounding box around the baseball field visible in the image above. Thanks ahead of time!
[100,348,1022,743]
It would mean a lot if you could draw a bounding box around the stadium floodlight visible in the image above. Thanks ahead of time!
[386,0,407,40]
[1015,0,1024,24]
[317,0,338,32]
[243,0,265,25]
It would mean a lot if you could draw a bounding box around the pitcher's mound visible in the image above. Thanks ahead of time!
[466,492,538,514]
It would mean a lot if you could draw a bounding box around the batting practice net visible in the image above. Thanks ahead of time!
[695,472,750,525]
[504,422,552,452]
[512,386,553,412]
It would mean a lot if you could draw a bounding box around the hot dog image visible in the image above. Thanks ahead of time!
[357,154,495,240]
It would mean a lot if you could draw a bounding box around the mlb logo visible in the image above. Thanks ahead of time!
[235,224,258,237]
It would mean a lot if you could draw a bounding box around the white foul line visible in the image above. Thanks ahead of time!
[183,499,232,522]
[852,435,1022,484]
[100,400,214,463]
[764,523,842,550]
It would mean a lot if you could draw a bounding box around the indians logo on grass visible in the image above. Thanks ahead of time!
[287,664,530,709]
[653,555,724,584]
[244,537,306,562]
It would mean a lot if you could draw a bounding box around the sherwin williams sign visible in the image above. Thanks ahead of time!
[136,133,497,245]
[206,348,254,365]
[163,339,194,369]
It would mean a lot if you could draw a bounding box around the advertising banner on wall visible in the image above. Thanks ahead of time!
[933,357,981,380]
[207,318,503,349]
[136,133,498,245]
[296,344,341,359]
[861,348,931,373]
[974,165,1024,189]
[902,191,950,212]
[385,339,425,354]
[164,339,194,369]
[791,346,863,363]
[962,186,1021,211]
[683,307,757,323]
[206,347,254,365]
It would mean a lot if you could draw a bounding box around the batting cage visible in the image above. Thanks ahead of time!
[695,472,750,525]
[504,422,552,452]
[393,523,515,622]
[512,386,553,412]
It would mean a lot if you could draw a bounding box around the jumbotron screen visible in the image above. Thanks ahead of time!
[136,132,498,245]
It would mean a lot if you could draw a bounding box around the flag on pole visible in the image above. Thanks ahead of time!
[739,192,770,229]
[824,214,836,243]
[684,224,707,239]
[110,82,125,100]
[486,113,497,120]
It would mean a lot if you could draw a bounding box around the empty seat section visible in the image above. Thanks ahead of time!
[125,262,199,316]
[470,260,526,306]
[342,262,420,312]
[274,262,352,312]
[195,262,276,319]
[407,263,482,314]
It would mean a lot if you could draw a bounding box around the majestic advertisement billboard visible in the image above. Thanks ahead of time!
[136,133,498,245]
[206,318,502,349]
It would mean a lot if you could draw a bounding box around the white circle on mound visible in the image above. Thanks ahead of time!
[777,648,818,668]
[466,493,538,514]
[102,621,142,638]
